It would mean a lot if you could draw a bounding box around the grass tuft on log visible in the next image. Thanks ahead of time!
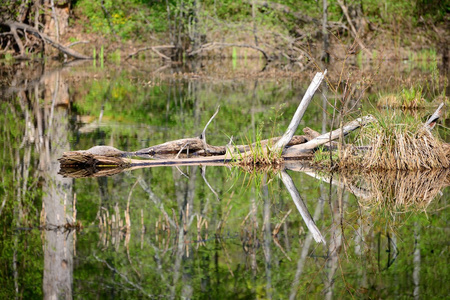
[339,112,450,170]
[235,135,283,170]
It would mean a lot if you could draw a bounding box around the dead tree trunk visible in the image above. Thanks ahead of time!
[321,0,330,63]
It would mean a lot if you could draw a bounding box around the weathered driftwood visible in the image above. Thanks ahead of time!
[135,135,309,158]
[283,115,377,158]
[272,70,327,152]
[57,135,311,178]
[58,113,369,173]
[424,102,445,130]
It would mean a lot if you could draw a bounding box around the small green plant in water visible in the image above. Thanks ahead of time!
[312,146,338,169]
[100,45,104,68]
[93,47,96,67]
[377,85,426,108]
[232,47,237,69]
[4,53,14,62]
[108,49,121,64]
[239,135,283,170]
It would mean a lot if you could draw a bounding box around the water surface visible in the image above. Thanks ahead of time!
[0,59,448,299]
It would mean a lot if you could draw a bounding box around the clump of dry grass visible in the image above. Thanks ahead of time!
[339,113,450,170]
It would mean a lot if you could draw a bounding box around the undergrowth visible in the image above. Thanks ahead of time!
[312,146,339,169]
[236,133,283,171]
[377,85,427,108]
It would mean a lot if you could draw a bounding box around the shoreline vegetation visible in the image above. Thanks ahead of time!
[0,1,448,68]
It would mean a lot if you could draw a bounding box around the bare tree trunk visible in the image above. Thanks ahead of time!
[324,187,346,300]
[252,0,259,46]
[321,0,330,62]
[43,0,70,54]
[336,0,371,56]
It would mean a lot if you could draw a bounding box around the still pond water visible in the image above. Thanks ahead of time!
[0,59,448,299]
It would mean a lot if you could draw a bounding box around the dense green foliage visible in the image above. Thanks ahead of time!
[72,0,448,44]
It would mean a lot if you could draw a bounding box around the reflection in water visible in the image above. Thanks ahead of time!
[340,169,450,211]
[280,170,326,243]
[0,63,449,299]
[33,70,74,299]
[2,66,75,298]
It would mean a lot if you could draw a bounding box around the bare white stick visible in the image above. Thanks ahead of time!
[272,70,327,152]
[175,142,189,159]
[201,105,220,153]
[424,102,445,131]
[280,170,326,244]
[283,115,376,157]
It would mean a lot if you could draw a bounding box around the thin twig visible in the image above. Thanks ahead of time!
[200,105,220,154]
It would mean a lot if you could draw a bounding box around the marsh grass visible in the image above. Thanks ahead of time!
[339,112,450,170]
[235,130,283,173]
[234,113,285,172]
[377,85,427,108]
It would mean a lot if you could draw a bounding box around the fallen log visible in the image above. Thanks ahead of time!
[135,135,309,158]
[283,115,377,158]
[58,70,373,173]
[58,68,447,177]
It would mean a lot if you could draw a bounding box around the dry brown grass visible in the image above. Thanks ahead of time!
[339,115,450,170]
